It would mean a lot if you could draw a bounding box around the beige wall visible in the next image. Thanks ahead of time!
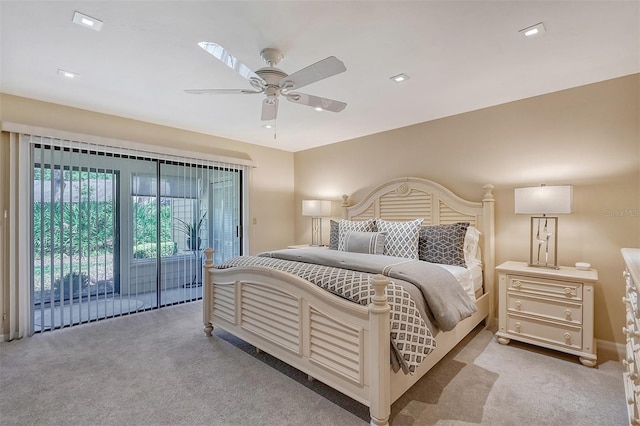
[294,74,640,346]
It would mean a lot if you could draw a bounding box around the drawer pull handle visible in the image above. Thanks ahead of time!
[514,301,522,310]
[512,281,522,289]
[564,287,573,296]
[515,322,521,332]
[564,332,571,342]
[623,296,631,304]
[564,309,572,320]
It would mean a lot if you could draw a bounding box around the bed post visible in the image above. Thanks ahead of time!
[369,274,391,426]
[342,194,350,219]
[203,248,214,337]
[482,184,495,327]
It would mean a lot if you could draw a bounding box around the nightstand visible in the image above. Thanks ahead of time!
[495,261,598,367]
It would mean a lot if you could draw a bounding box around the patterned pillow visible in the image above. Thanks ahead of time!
[375,218,423,259]
[419,222,470,267]
[340,231,387,254]
[329,220,339,250]
[337,219,376,251]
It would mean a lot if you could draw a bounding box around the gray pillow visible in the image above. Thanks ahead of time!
[340,231,386,254]
[418,222,470,267]
[337,219,376,251]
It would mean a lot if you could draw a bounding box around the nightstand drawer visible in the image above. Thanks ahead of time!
[508,274,582,300]
[507,292,582,325]
[506,314,583,350]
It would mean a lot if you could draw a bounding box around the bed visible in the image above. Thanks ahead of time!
[202,177,495,426]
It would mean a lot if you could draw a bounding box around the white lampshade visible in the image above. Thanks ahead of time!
[514,185,573,214]
[302,200,331,217]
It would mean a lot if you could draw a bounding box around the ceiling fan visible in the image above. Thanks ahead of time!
[185,43,347,121]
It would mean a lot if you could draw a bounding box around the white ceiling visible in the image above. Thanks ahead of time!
[1,1,638,152]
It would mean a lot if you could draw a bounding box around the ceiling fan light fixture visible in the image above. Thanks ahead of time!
[72,11,103,31]
[390,73,409,83]
[519,22,545,37]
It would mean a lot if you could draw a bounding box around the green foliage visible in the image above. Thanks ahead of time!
[33,201,115,257]
[33,199,173,257]
[132,198,173,244]
[132,241,178,259]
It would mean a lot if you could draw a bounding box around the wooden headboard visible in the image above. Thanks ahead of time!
[341,177,495,322]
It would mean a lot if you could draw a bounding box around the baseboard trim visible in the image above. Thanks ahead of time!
[597,339,624,362]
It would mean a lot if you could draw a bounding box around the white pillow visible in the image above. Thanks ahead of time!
[375,218,423,259]
[464,226,481,266]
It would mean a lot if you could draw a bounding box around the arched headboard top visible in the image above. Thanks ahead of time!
[342,177,494,230]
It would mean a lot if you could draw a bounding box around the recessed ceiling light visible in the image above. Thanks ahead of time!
[262,124,273,129]
[72,11,103,31]
[390,73,409,83]
[519,22,545,37]
[58,69,79,79]
[314,107,323,112]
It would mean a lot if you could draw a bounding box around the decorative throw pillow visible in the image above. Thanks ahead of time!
[375,218,423,259]
[337,219,376,251]
[419,222,470,267]
[340,231,387,254]
[329,220,339,250]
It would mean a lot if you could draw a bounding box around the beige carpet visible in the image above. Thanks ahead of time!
[0,301,627,425]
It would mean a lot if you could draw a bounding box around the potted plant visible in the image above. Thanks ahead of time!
[174,212,206,251]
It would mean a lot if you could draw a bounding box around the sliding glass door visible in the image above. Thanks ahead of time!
[32,142,244,332]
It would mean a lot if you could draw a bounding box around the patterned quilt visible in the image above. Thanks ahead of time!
[216,250,475,374]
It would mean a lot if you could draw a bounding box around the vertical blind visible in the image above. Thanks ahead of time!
[27,134,246,332]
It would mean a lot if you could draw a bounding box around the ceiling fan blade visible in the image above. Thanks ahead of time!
[198,42,265,87]
[286,93,347,113]
[280,56,346,91]
[184,89,262,95]
[261,99,278,121]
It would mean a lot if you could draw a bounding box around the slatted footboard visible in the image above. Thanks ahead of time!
[202,248,393,425]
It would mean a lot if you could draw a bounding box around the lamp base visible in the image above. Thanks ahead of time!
[528,216,559,269]
[310,217,323,247]
[526,263,560,270]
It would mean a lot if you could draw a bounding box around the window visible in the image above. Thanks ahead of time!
[31,141,245,332]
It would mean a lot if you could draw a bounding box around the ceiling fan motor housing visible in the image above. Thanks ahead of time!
[256,67,288,86]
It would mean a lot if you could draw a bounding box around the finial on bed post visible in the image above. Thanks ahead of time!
[342,194,350,219]
[369,274,391,426]
[482,184,495,201]
[203,248,215,337]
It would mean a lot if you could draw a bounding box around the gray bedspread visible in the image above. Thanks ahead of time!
[216,247,477,374]
[261,248,476,333]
